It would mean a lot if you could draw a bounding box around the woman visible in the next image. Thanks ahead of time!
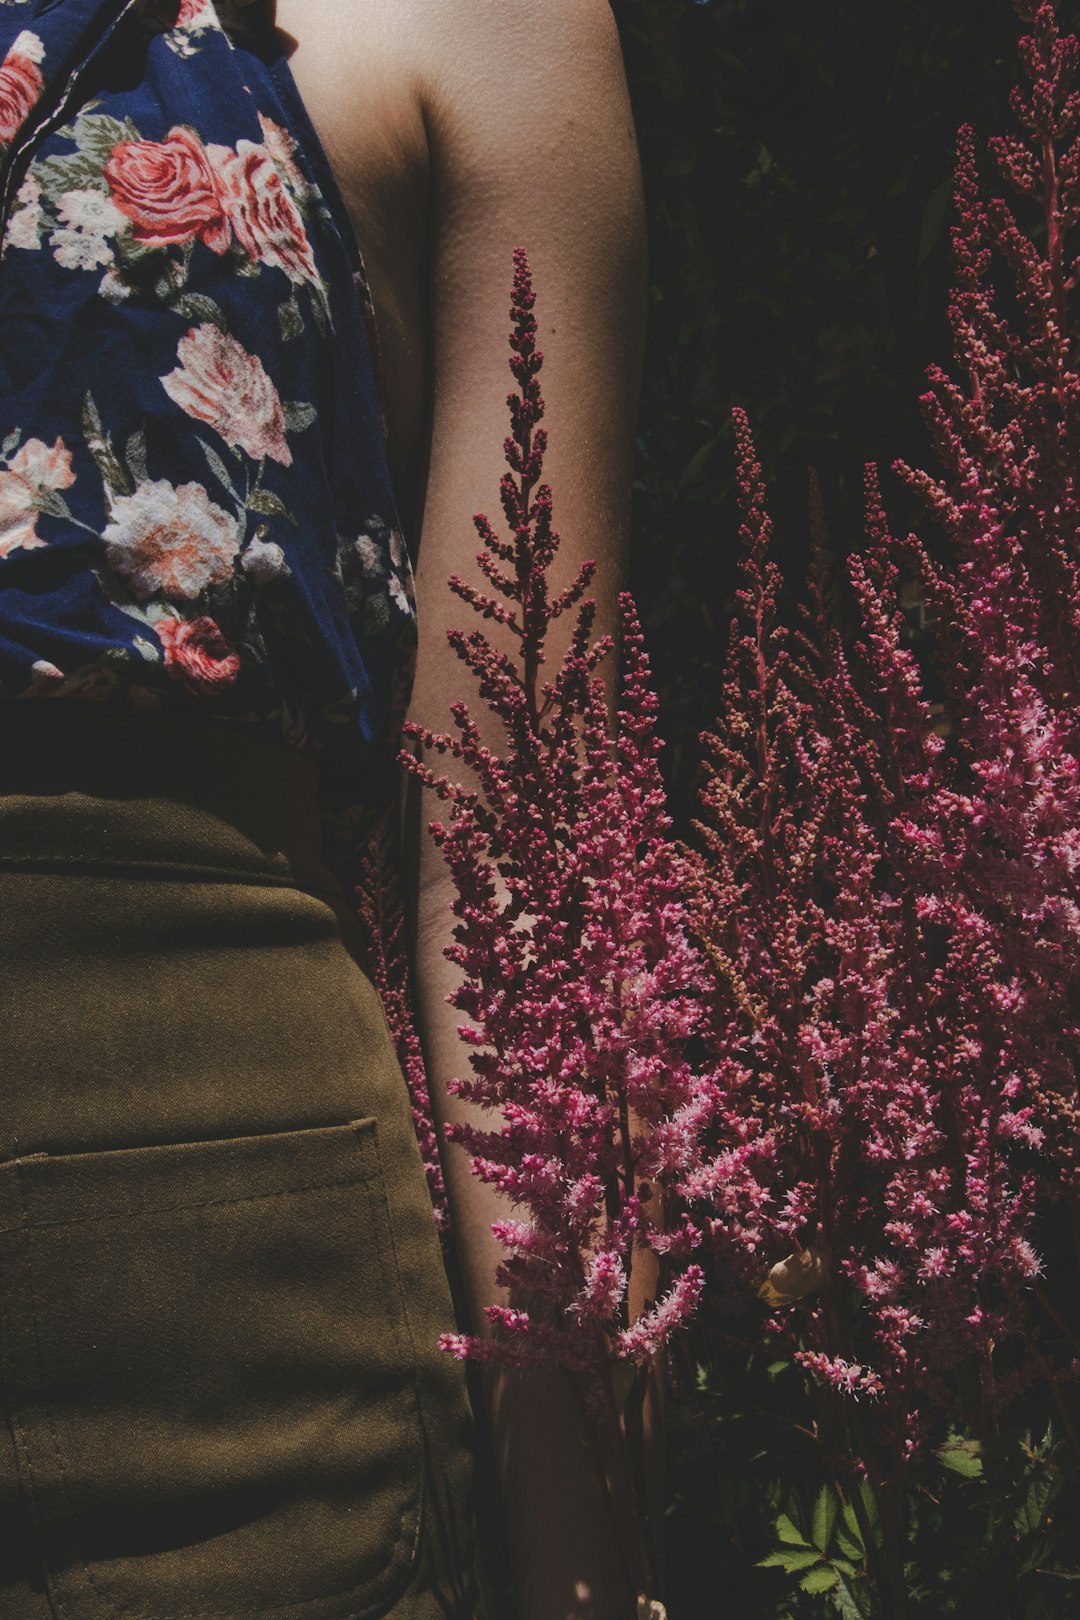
[0,1,646,1616]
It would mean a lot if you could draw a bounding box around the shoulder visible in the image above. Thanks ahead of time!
[402,0,639,242]
[411,0,627,131]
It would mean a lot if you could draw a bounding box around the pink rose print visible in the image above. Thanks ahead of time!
[175,0,216,24]
[257,113,308,198]
[102,479,238,599]
[104,126,230,252]
[208,139,319,286]
[0,31,44,147]
[161,323,292,465]
[156,614,241,694]
[0,435,75,557]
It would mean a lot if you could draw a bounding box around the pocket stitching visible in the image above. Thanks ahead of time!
[4,1126,426,1620]
[3,1172,379,1235]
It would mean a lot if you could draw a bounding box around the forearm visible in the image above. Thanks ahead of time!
[397,7,650,1608]
[406,845,644,1620]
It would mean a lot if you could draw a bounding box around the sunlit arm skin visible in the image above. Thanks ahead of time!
[273,2,648,1613]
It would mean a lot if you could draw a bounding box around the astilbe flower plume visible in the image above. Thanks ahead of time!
[890,0,1080,1201]
[400,251,715,1396]
[400,251,717,1613]
[689,419,1039,1499]
[688,1,1080,1544]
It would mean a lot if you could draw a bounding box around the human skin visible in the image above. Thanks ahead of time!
[269,3,649,1614]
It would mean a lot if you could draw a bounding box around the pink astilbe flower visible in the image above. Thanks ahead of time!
[401,251,715,1393]
[891,0,1080,1196]
[691,9,1080,1561]
[690,419,1038,1470]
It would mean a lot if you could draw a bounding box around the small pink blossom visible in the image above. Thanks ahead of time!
[155,613,241,694]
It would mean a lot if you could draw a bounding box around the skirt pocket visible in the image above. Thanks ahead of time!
[0,1119,424,1620]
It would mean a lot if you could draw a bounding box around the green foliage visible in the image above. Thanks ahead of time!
[665,1324,1080,1618]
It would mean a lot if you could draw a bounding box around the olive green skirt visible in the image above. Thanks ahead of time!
[0,705,475,1620]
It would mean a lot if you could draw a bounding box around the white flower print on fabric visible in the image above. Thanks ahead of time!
[50,188,126,271]
[337,515,416,639]
[161,322,292,465]
[355,533,381,572]
[99,265,132,304]
[140,0,221,59]
[0,27,43,147]
[0,9,415,828]
[4,171,43,252]
[0,436,75,556]
[102,478,238,598]
[241,535,289,582]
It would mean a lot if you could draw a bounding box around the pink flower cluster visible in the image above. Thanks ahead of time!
[402,251,715,1384]
[690,420,1040,1447]
[690,0,1080,1460]
[893,0,1080,1199]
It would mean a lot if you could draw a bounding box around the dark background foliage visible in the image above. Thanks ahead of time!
[611,0,1031,832]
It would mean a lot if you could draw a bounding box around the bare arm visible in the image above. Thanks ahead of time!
[403,4,648,1614]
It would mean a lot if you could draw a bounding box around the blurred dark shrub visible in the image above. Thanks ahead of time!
[612,0,1029,830]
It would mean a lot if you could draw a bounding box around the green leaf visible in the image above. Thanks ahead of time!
[81,391,131,501]
[758,1548,822,1573]
[37,488,72,520]
[309,282,329,334]
[125,427,148,486]
[282,400,317,434]
[834,1571,873,1620]
[776,1513,811,1548]
[834,1524,864,1563]
[246,487,297,524]
[676,435,717,494]
[840,1483,881,1549]
[36,152,105,198]
[799,1565,838,1594]
[1014,1470,1064,1536]
[2,429,20,459]
[171,293,227,331]
[936,1434,983,1479]
[72,112,135,164]
[811,1486,837,1553]
[197,438,238,499]
[278,299,303,342]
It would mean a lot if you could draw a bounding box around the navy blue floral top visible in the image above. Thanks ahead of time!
[0,0,416,836]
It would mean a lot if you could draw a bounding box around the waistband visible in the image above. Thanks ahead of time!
[0,704,330,889]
